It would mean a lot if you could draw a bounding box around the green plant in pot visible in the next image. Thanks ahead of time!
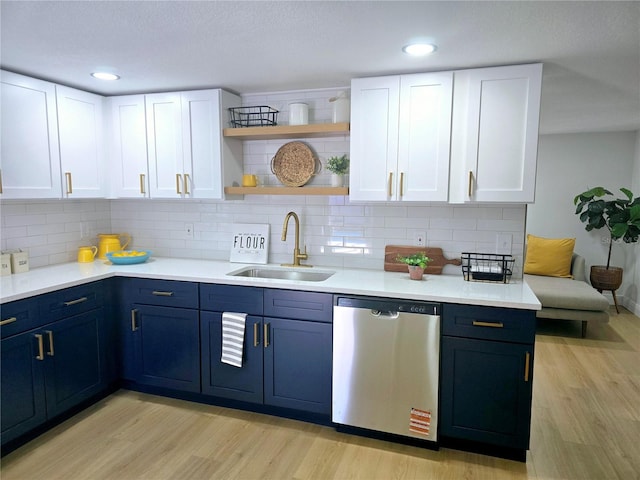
[573,186,640,311]
[326,155,349,187]
[396,252,432,280]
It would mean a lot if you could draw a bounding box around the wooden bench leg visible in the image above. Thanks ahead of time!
[581,320,587,338]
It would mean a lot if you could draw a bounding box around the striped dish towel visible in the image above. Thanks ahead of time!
[221,312,247,368]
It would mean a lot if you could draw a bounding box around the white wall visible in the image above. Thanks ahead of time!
[627,131,640,314]
[527,131,639,313]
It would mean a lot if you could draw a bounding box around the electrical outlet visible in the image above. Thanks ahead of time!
[185,223,194,239]
[496,233,512,254]
[415,231,426,246]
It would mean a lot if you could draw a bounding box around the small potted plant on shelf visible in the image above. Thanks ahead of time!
[326,155,349,187]
[574,186,640,309]
[396,252,432,280]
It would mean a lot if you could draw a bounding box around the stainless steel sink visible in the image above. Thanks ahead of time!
[227,267,335,282]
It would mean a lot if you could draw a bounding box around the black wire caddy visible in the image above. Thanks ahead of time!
[461,253,515,283]
[228,106,279,127]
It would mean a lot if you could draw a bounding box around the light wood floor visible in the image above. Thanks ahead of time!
[2,307,639,480]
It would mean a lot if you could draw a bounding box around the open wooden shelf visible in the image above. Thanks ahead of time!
[224,186,349,196]
[223,122,350,140]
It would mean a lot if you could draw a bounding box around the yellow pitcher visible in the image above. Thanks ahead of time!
[97,233,131,259]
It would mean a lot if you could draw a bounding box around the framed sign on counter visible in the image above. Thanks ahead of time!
[230,224,270,264]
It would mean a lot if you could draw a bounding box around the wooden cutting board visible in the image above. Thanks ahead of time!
[384,245,462,275]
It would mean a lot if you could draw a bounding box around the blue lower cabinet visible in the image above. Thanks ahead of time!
[131,304,200,393]
[264,317,332,415]
[43,309,107,418]
[439,336,534,449]
[1,332,47,444]
[1,307,107,446]
[200,311,263,403]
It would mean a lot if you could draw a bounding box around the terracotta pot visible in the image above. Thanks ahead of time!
[590,265,623,291]
[408,265,425,280]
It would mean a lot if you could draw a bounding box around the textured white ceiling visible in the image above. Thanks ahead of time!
[1,1,639,134]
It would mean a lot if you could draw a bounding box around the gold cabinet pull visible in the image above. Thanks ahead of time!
[253,322,259,347]
[46,330,55,356]
[0,317,17,326]
[65,172,73,194]
[388,172,393,197]
[524,352,531,382]
[131,309,139,331]
[472,320,504,328]
[152,290,174,297]
[139,174,146,194]
[176,174,182,194]
[184,174,190,195]
[468,171,473,197]
[0,169,3,194]
[35,334,45,360]
[64,296,88,307]
[400,172,405,197]
[263,323,270,348]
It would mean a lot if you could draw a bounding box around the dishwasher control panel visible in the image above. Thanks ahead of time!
[335,295,440,316]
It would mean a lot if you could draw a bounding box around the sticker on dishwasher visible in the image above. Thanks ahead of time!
[409,408,431,436]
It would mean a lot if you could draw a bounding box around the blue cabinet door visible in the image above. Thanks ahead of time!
[200,311,263,403]
[263,317,332,415]
[132,304,200,393]
[43,308,107,418]
[440,336,534,449]
[1,331,47,444]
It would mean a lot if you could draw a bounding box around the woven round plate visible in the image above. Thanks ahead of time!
[270,141,318,187]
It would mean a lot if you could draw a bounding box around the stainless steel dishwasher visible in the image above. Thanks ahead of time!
[332,296,441,444]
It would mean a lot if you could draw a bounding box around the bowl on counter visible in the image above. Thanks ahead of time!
[105,250,152,265]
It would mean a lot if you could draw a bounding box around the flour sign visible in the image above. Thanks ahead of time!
[230,224,270,264]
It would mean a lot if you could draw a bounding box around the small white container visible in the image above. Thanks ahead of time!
[10,250,29,274]
[330,92,350,123]
[289,103,309,125]
[1,254,11,276]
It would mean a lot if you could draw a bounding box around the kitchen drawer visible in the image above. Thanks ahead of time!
[442,303,536,344]
[264,289,332,323]
[38,282,104,323]
[1,297,40,338]
[127,278,199,309]
[199,284,263,315]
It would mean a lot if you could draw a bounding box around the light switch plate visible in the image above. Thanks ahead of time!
[496,233,512,254]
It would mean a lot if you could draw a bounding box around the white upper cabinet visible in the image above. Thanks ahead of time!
[449,63,543,203]
[146,89,241,199]
[349,72,453,201]
[56,85,105,198]
[0,71,62,198]
[107,95,149,198]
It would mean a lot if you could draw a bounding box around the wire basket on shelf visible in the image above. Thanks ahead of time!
[228,106,278,127]
[461,253,515,283]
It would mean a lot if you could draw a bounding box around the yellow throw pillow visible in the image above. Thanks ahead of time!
[524,234,575,278]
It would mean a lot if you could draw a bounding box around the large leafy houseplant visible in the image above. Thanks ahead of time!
[573,187,640,268]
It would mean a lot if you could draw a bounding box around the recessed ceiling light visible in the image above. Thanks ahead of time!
[91,72,120,81]
[402,43,437,57]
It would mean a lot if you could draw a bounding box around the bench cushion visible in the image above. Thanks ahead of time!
[524,274,609,311]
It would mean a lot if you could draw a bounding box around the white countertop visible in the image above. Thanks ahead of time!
[0,257,541,310]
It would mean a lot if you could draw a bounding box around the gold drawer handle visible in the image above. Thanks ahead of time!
[0,317,18,326]
[176,174,182,194]
[140,174,146,194]
[184,174,190,195]
[64,297,88,306]
[263,323,270,348]
[472,320,504,328]
[152,290,174,297]
[46,330,55,356]
[388,172,393,197]
[65,172,73,194]
[399,172,405,197]
[468,171,473,197]
[524,352,531,382]
[253,322,259,347]
[35,334,45,360]
[131,309,139,331]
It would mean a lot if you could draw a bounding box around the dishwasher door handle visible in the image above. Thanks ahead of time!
[371,310,399,319]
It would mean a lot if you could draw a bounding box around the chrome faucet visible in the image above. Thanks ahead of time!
[281,211,311,267]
